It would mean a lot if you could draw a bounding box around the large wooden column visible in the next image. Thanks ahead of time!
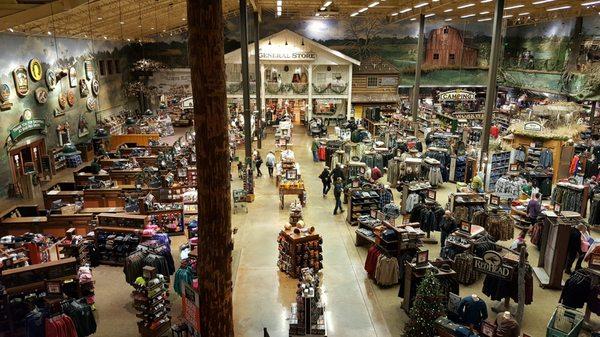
[480,0,505,167]
[253,10,262,149]
[239,0,252,162]
[411,14,425,123]
[186,0,234,336]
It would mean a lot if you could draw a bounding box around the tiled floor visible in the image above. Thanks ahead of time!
[5,126,599,337]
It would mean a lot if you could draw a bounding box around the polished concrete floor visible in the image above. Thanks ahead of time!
[5,126,598,337]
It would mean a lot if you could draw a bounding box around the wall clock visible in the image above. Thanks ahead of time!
[29,58,43,82]
[67,90,75,106]
[68,66,77,87]
[46,69,57,90]
[91,78,99,96]
[58,92,67,109]
[35,87,48,104]
[79,79,89,97]
[13,66,29,96]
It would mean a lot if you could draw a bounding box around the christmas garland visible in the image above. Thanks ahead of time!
[312,83,329,94]
[330,83,348,94]
[266,83,281,94]
[227,82,243,94]
[291,83,308,94]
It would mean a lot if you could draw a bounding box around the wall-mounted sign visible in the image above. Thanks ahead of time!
[91,78,99,96]
[9,118,46,141]
[473,250,513,279]
[35,87,48,104]
[67,90,75,106]
[86,97,97,111]
[84,61,94,80]
[29,58,43,82]
[0,84,12,110]
[79,79,89,97]
[58,92,67,109]
[68,67,77,87]
[13,66,29,96]
[259,50,317,61]
[46,69,57,90]
[438,89,476,102]
[524,121,543,132]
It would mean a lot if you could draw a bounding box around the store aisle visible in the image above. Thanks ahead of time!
[232,129,392,337]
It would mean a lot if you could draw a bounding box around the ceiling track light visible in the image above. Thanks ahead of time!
[413,2,428,8]
[400,8,411,13]
[532,0,554,4]
[350,12,359,16]
[547,5,570,11]
[368,2,379,8]
[505,4,524,10]
[457,3,475,9]
[582,0,600,5]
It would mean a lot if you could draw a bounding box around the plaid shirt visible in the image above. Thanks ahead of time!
[380,188,393,209]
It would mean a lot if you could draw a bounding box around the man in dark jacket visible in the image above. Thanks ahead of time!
[440,211,457,248]
[333,177,344,215]
[319,166,332,197]
[330,164,345,183]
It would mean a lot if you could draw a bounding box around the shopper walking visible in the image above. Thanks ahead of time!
[319,166,332,197]
[333,177,344,215]
[255,151,263,177]
[331,163,345,183]
[265,151,276,178]
[440,211,457,248]
[311,138,319,162]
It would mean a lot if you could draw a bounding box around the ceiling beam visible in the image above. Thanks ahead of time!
[0,0,89,31]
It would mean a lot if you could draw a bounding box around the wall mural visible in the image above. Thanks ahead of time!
[0,33,129,195]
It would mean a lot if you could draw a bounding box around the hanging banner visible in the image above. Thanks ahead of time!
[438,89,476,102]
[9,119,46,141]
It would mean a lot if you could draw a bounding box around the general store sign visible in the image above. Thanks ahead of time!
[473,250,513,279]
[438,89,476,102]
[9,119,46,141]
[259,50,317,61]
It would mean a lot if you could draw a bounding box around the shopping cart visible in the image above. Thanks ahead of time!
[233,189,248,214]
[546,305,583,337]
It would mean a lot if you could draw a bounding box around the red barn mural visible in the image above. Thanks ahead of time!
[424,26,479,68]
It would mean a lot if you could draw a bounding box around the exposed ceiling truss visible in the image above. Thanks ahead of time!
[0,0,598,41]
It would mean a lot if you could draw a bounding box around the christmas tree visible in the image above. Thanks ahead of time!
[403,271,446,337]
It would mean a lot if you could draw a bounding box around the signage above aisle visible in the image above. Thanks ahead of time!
[438,89,476,102]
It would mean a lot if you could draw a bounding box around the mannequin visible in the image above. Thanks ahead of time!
[457,294,488,329]
[495,311,520,337]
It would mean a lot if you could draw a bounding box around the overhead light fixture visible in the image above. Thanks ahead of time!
[316,12,320,16]
[320,6,325,10]
[103,36,107,39]
[503,14,513,18]
[480,0,492,2]
[532,0,554,3]
[505,4,524,9]
[410,17,417,20]
[182,18,186,21]
[358,7,368,12]
[425,13,435,17]
[479,11,489,14]
[368,2,379,7]
[400,8,412,13]
[460,13,476,17]
[413,2,429,8]
[444,9,453,12]
[547,5,570,11]
[301,38,304,45]
[582,1,600,5]
[47,31,52,35]
[445,18,453,21]
[151,27,154,30]
[285,39,288,45]
[478,17,491,21]
[127,38,131,42]
[391,12,399,16]
[323,1,332,6]
[350,12,359,16]
[120,21,125,24]
[268,39,272,45]
[518,12,530,15]
[8,28,14,32]
[97,17,102,20]
[457,3,475,9]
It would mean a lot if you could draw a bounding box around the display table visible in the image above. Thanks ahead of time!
[277,228,322,279]
[279,184,306,209]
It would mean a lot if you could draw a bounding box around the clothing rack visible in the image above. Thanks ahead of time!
[399,181,431,214]
[551,183,590,217]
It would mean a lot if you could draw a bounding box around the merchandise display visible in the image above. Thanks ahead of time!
[0,3,600,336]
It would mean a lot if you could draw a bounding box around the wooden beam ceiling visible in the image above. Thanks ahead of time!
[0,0,598,40]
